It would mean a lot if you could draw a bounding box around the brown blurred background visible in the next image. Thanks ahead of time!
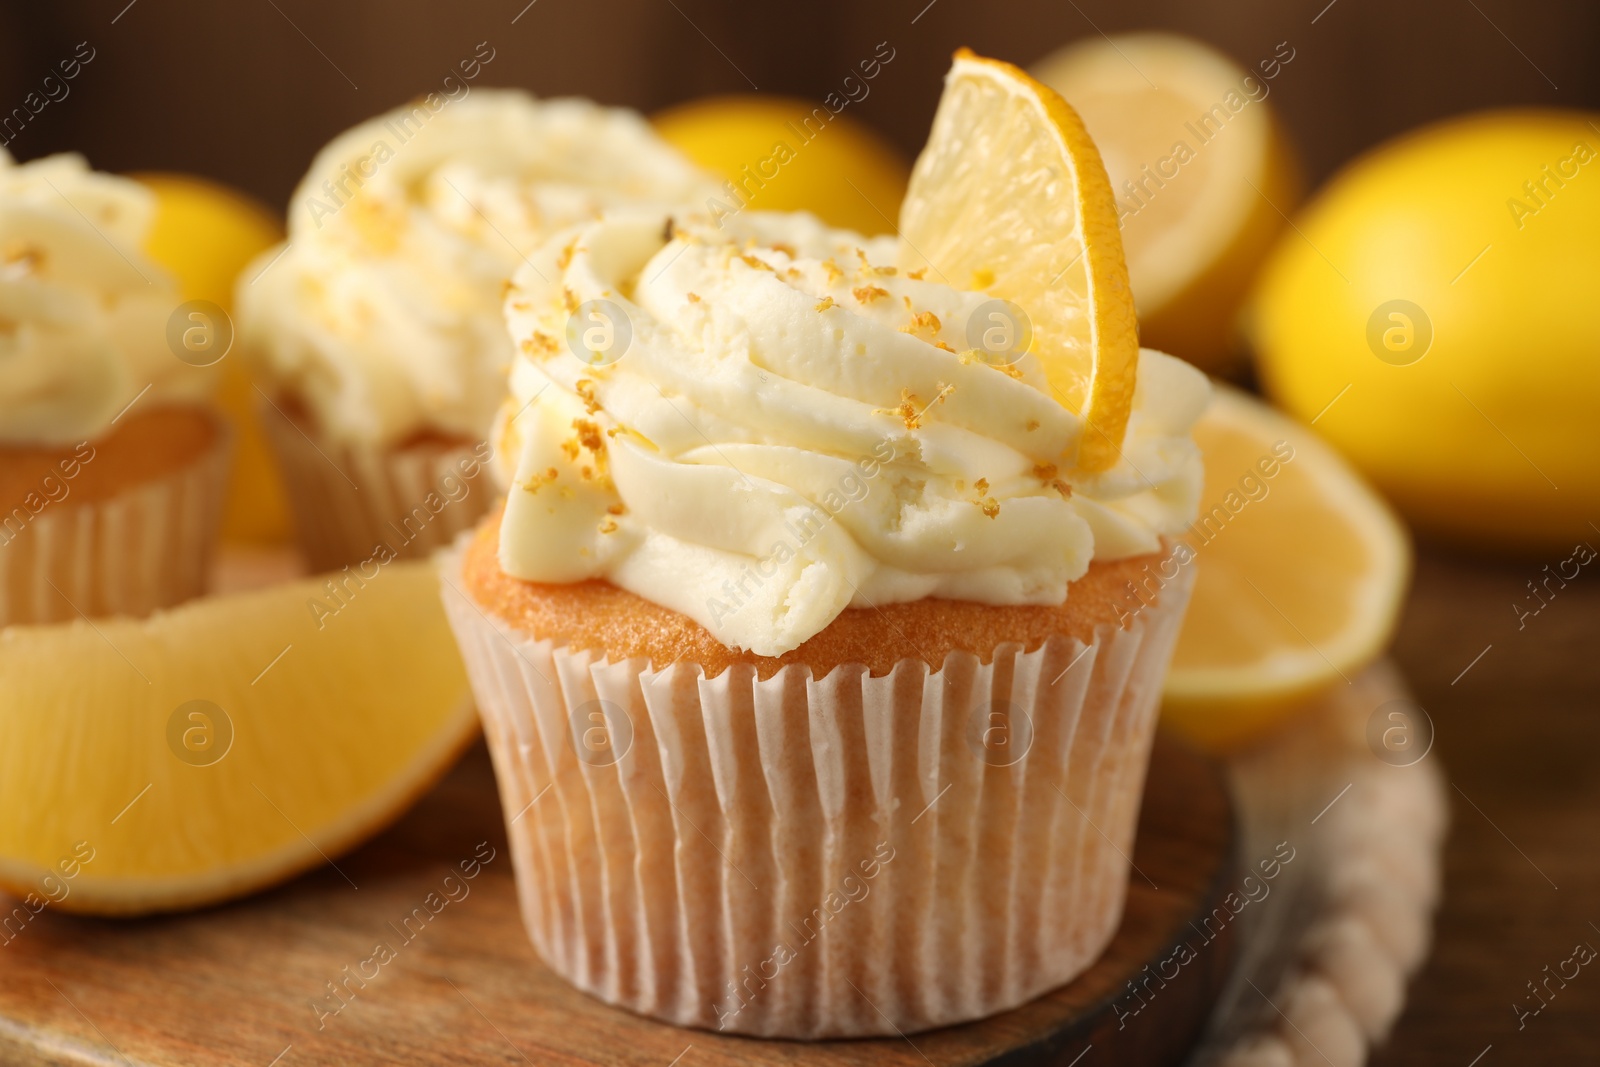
[2,0,1595,206]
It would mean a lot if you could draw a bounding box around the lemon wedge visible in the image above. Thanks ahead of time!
[0,561,476,915]
[898,49,1139,472]
[1033,33,1303,374]
[1162,385,1411,750]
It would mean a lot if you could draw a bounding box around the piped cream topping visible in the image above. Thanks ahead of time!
[0,150,196,445]
[495,210,1208,656]
[237,89,717,447]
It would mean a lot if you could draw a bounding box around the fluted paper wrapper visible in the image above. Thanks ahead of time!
[1,416,230,626]
[441,543,1195,1038]
[258,397,491,573]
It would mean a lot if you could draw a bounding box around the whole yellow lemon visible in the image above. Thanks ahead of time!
[653,95,909,236]
[135,173,291,547]
[1249,110,1600,554]
[134,172,281,309]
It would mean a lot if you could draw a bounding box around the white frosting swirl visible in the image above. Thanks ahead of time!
[237,90,715,447]
[0,151,195,446]
[496,210,1208,656]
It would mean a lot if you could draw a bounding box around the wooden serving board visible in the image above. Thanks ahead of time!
[0,734,1234,1067]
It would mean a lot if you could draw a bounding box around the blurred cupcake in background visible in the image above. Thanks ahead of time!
[237,89,716,573]
[1,148,228,626]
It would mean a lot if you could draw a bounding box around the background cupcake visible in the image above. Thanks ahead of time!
[1,149,228,626]
[440,206,1208,1037]
[237,89,716,573]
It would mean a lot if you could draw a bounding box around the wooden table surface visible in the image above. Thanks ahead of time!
[3,542,1592,1064]
[1371,546,1600,1064]
[0,734,1235,1067]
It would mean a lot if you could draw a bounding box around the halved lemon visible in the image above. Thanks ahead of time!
[1033,34,1303,374]
[1162,385,1411,750]
[0,561,476,915]
[898,49,1139,472]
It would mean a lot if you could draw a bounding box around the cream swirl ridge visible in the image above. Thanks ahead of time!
[496,210,1207,656]
[0,151,196,446]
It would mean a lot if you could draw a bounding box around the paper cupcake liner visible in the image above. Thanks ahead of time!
[440,539,1196,1038]
[0,412,231,627]
[257,396,493,574]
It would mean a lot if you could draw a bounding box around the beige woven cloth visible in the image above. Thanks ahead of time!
[1191,660,1448,1067]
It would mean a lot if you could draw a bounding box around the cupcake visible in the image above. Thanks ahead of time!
[439,207,1209,1037]
[237,90,715,572]
[0,149,228,626]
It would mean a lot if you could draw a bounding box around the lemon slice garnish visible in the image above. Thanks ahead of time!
[898,49,1139,471]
